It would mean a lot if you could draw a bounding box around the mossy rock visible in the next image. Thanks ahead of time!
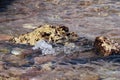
[10,24,78,45]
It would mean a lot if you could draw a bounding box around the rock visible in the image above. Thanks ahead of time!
[94,36,120,56]
[11,48,24,56]
[10,24,78,45]
[32,40,55,55]
[11,47,33,58]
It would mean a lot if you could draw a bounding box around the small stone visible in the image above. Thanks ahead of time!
[11,48,24,55]
[32,40,55,55]
[94,36,120,56]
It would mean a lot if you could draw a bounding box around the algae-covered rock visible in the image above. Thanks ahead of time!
[10,24,78,45]
[94,36,120,56]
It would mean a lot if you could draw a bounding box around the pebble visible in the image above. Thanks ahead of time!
[11,48,24,55]
[11,47,33,57]
[32,40,55,55]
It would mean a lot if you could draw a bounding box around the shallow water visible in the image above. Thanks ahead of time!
[0,0,120,41]
[0,0,120,80]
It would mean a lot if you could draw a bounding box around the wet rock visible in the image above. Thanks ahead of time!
[10,24,78,45]
[32,40,55,55]
[94,36,120,56]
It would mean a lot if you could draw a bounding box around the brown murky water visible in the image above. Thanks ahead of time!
[0,0,120,80]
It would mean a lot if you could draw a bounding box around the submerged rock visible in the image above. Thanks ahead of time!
[10,24,78,45]
[94,36,120,56]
